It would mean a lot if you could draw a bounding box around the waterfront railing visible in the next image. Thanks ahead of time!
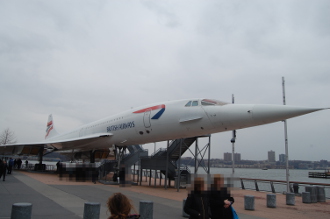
[240,178,330,199]
[16,163,330,199]
[132,170,330,199]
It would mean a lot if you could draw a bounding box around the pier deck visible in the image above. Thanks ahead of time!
[1,170,330,219]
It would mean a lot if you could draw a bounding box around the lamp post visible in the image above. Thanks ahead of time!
[282,77,290,193]
[231,94,236,175]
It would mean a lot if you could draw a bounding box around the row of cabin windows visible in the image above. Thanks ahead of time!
[85,116,124,129]
[185,99,227,107]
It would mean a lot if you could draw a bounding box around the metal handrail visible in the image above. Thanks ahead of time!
[239,178,330,199]
[150,148,166,157]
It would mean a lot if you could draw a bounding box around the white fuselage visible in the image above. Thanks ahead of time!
[45,98,324,151]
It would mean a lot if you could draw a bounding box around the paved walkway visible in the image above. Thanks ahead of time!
[1,171,329,219]
[0,171,265,219]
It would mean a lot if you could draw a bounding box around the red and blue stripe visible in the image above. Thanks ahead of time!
[133,104,165,119]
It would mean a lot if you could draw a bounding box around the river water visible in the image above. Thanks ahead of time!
[29,161,329,184]
[195,167,330,197]
[203,167,330,184]
[25,160,330,197]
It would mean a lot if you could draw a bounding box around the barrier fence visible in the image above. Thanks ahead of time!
[240,178,330,199]
[13,164,330,199]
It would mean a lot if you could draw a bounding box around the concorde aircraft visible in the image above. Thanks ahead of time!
[0,98,328,158]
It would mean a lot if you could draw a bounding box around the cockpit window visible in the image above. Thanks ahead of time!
[185,101,192,107]
[185,100,199,107]
[201,99,228,106]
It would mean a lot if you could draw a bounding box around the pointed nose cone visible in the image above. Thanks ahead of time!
[251,105,327,124]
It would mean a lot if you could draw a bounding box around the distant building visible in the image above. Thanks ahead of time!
[224,152,232,161]
[279,154,286,163]
[320,160,328,168]
[268,150,276,162]
[234,153,241,162]
[224,152,241,162]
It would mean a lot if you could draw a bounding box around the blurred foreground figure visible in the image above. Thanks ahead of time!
[107,192,140,219]
[184,176,210,219]
[209,174,237,219]
[0,159,7,181]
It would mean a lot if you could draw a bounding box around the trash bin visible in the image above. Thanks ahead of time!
[293,183,299,194]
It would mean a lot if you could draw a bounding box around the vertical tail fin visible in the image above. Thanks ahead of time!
[45,114,59,139]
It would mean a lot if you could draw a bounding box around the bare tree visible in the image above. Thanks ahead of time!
[0,128,17,145]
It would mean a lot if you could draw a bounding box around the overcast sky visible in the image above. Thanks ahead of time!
[0,0,329,161]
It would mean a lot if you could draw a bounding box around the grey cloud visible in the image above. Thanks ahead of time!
[0,0,329,160]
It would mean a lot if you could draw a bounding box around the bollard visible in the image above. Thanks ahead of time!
[11,203,32,219]
[140,200,153,219]
[244,195,255,210]
[305,186,317,203]
[266,194,276,208]
[182,199,189,218]
[286,193,295,206]
[316,186,326,202]
[302,192,311,203]
[83,202,100,219]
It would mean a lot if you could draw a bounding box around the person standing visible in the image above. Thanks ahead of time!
[13,159,17,169]
[17,158,22,169]
[7,158,14,174]
[0,160,7,181]
[56,161,61,173]
[184,176,209,219]
[118,164,126,186]
[209,174,235,219]
[0,159,4,179]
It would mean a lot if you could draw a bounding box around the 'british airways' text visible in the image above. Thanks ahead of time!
[107,121,135,132]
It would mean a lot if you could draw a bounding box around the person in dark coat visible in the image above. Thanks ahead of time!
[7,158,14,174]
[0,160,7,181]
[0,159,4,179]
[119,164,126,186]
[17,158,22,169]
[184,176,209,219]
[209,174,235,219]
[56,161,61,173]
[25,160,29,169]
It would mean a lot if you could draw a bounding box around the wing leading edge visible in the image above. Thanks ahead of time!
[0,133,113,156]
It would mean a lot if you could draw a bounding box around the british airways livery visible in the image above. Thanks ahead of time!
[0,98,328,156]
